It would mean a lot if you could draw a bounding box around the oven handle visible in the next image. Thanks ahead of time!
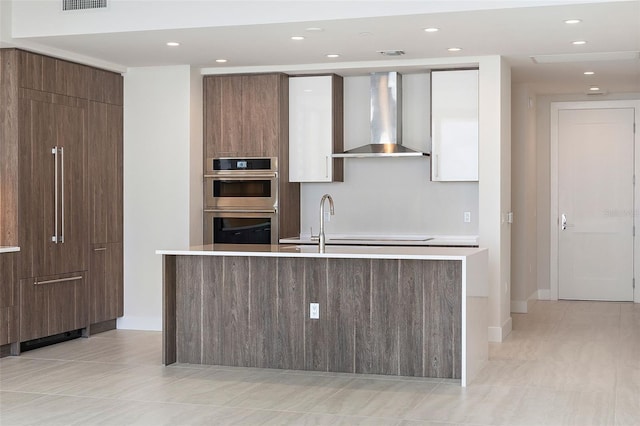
[204,172,277,179]
[204,208,277,214]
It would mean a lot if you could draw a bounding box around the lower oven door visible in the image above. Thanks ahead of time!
[204,210,278,245]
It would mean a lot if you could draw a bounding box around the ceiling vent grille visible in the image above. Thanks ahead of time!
[63,0,107,11]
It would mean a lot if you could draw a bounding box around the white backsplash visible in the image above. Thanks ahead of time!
[300,159,478,237]
[298,73,479,237]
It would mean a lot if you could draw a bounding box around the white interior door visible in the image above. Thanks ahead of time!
[558,107,635,301]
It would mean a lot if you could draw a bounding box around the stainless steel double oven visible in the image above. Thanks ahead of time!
[204,157,278,245]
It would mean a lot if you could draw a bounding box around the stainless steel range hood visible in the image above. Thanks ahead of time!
[332,72,428,158]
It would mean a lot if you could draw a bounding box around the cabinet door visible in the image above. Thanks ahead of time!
[19,96,87,278]
[204,75,243,157]
[0,253,18,346]
[431,69,479,181]
[289,75,343,182]
[20,273,88,342]
[88,101,123,244]
[89,243,123,324]
[242,74,281,157]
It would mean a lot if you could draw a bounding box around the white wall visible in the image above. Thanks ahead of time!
[478,56,512,342]
[511,84,538,313]
[120,65,201,331]
[299,73,479,238]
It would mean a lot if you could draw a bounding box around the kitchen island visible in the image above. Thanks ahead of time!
[158,244,488,386]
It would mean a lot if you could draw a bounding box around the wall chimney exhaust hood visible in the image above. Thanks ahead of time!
[332,72,428,158]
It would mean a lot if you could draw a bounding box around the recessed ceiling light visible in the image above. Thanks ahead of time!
[166,42,180,47]
[424,27,439,33]
[215,59,227,63]
[583,71,595,75]
[359,32,372,37]
[291,36,305,41]
[589,86,600,91]
[447,47,462,52]
[572,40,587,45]
[326,54,340,58]
[305,27,324,32]
[564,19,582,24]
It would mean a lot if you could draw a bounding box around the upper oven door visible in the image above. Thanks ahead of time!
[204,174,278,209]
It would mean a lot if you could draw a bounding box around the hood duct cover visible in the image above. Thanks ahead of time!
[333,72,427,158]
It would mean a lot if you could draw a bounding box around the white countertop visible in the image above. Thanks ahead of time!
[279,234,478,247]
[157,244,486,260]
[0,246,20,254]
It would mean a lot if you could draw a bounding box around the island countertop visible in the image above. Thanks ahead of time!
[157,243,486,260]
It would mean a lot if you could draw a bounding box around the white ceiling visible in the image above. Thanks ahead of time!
[5,0,640,95]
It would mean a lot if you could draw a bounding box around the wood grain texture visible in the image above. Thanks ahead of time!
[19,273,87,342]
[162,255,177,365]
[276,257,304,370]
[423,260,462,379]
[88,68,123,105]
[327,258,371,373]
[249,256,278,368]
[54,59,89,99]
[0,252,18,346]
[176,256,203,364]
[89,243,123,324]
[397,260,425,377]
[167,256,462,380]
[88,101,123,244]
[201,256,224,364]
[366,259,399,375]
[18,92,88,279]
[222,256,251,366]
[304,258,328,371]
[0,50,19,246]
[331,74,344,182]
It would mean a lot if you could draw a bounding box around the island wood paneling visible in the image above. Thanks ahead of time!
[398,260,425,376]
[167,255,462,379]
[276,257,304,370]
[162,255,177,365]
[303,258,328,371]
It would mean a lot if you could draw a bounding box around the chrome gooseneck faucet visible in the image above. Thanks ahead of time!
[318,194,335,252]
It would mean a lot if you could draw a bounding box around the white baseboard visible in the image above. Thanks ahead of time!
[511,289,539,314]
[538,289,551,300]
[488,317,512,342]
[116,316,162,331]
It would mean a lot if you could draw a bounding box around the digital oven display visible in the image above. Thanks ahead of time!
[236,160,248,169]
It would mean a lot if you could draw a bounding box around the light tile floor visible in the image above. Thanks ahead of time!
[1,300,638,425]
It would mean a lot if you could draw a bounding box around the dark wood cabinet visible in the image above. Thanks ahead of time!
[88,101,123,244]
[204,73,286,158]
[1,48,124,346]
[18,93,88,279]
[0,252,19,350]
[19,273,88,342]
[89,243,123,325]
[203,72,299,240]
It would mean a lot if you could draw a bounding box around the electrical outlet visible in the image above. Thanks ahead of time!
[464,212,471,223]
[310,303,320,319]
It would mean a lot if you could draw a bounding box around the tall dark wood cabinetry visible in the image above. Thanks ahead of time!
[0,48,123,350]
[203,73,300,239]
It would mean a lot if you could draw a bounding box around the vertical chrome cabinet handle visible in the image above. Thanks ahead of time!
[434,154,439,179]
[561,213,567,230]
[60,146,65,243]
[51,147,58,243]
[325,156,329,179]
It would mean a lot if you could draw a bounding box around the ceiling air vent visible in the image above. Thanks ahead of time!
[63,0,107,11]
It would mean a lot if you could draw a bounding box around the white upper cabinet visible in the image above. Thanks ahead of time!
[431,69,479,181]
[289,75,343,182]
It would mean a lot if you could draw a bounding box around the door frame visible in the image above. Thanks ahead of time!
[550,100,640,302]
